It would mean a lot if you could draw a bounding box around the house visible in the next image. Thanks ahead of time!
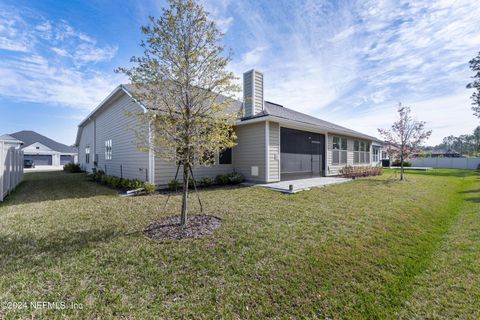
[414,147,462,158]
[0,134,23,149]
[76,69,379,186]
[9,131,78,166]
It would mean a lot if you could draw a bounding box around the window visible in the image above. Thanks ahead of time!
[365,143,370,163]
[85,145,90,164]
[373,148,379,162]
[332,136,347,164]
[354,140,360,163]
[219,148,232,164]
[105,140,112,160]
[354,140,371,164]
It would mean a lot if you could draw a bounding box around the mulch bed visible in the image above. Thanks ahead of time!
[144,215,222,241]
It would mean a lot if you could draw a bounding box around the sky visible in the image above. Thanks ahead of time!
[0,0,479,146]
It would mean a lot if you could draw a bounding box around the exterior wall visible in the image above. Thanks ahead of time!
[154,151,233,186]
[78,119,95,172]
[326,134,373,176]
[268,122,280,182]
[78,93,150,181]
[232,122,266,182]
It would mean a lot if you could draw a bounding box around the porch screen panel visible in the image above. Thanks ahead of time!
[280,128,324,177]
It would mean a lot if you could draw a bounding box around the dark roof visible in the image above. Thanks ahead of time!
[122,83,243,116]
[243,101,377,140]
[10,131,76,153]
[126,83,376,140]
[78,84,377,143]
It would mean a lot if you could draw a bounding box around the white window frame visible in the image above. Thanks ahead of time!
[353,140,371,164]
[85,145,90,164]
[373,148,379,162]
[105,140,112,160]
[332,136,347,165]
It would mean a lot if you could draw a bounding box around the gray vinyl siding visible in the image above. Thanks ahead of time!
[154,154,233,186]
[268,122,280,182]
[243,73,253,117]
[78,92,149,181]
[326,134,373,176]
[253,71,264,114]
[78,120,94,172]
[232,122,266,182]
[243,70,264,117]
[94,94,149,181]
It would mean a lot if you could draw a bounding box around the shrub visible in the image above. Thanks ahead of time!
[63,163,82,173]
[110,176,121,188]
[92,170,105,182]
[130,179,144,189]
[144,183,156,194]
[168,179,181,191]
[227,172,244,184]
[340,165,383,178]
[199,176,214,187]
[121,178,130,189]
[188,178,197,189]
[215,174,229,185]
[391,160,412,167]
[100,174,109,185]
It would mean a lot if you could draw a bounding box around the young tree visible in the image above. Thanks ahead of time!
[378,104,432,181]
[467,51,480,118]
[117,0,239,226]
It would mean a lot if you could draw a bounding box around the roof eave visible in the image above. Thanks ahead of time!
[75,84,148,146]
[238,115,376,140]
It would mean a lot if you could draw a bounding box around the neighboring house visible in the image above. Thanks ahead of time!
[0,134,23,149]
[9,131,77,166]
[76,69,380,186]
[415,148,462,158]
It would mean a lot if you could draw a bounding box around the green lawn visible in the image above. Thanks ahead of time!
[0,169,478,319]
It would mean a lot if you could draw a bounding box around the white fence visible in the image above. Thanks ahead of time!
[0,141,24,202]
[411,157,480,170]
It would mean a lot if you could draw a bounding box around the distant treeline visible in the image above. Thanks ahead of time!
[423,126,480,157]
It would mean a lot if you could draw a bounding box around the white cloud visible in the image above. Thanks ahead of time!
[0,55,122,110]
[0,12,32,52]
[202,0,234,33]
[326,92,479,145]
[0,5,121,110]
[225,0,480,139]
[73,43,118,64]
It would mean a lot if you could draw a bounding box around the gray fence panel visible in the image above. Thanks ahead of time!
[411,157,480,169]
[0,141,24,202]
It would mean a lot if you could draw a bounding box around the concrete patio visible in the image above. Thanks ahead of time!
[252,177,352,193]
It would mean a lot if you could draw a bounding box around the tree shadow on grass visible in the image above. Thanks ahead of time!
[399,170,479,178]
[0,228,142,273]
[459,189,480,194]
[464,197,480,203]
[0,172,117,207]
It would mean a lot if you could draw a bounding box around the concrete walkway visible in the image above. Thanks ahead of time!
[253,177,352,193]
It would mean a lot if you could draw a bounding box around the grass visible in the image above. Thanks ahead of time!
[0,169,478,319]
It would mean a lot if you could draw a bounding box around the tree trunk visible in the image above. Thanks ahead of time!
[180,164,189,227]
[400,154,405,181]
